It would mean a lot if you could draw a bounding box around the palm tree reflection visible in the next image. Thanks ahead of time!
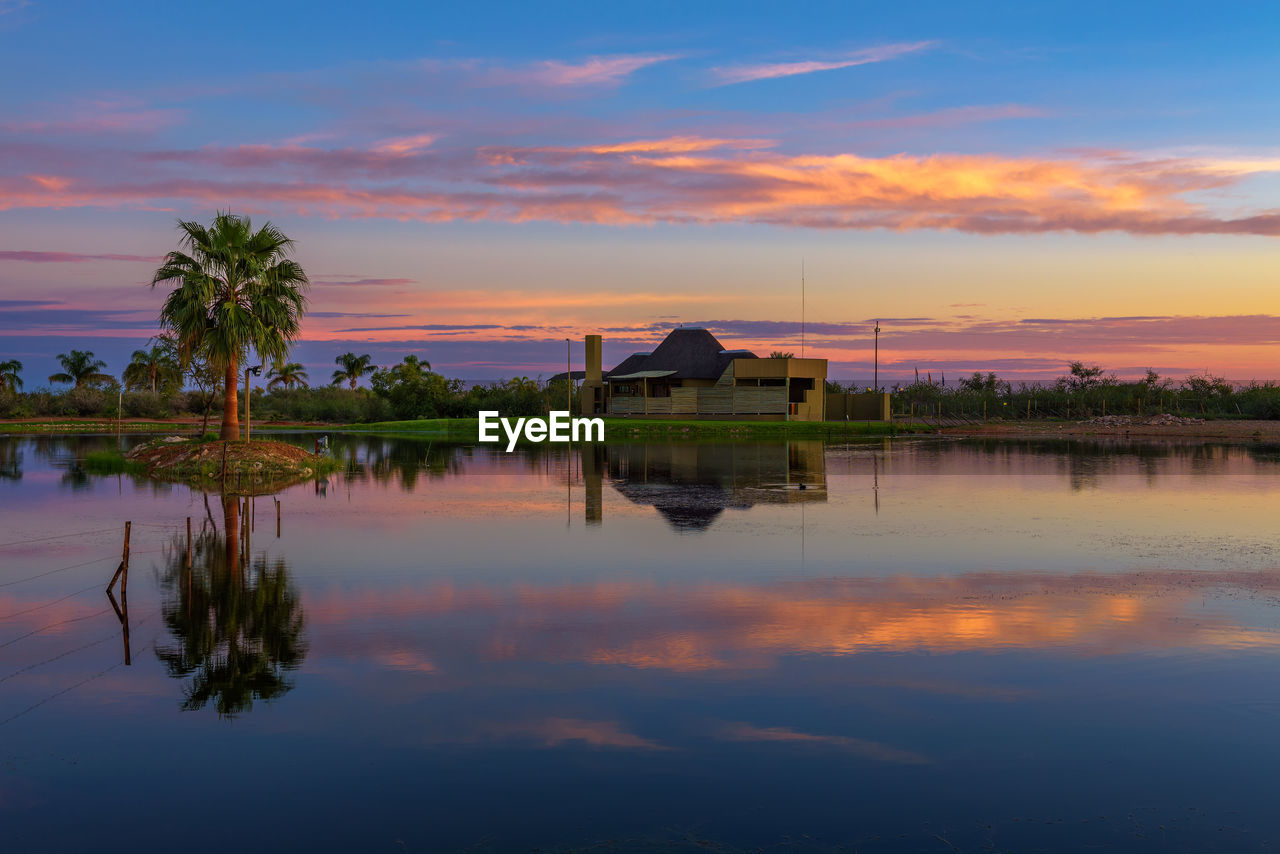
[156,495,307,717]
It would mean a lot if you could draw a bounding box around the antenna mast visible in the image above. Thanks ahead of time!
[801,259,805,358]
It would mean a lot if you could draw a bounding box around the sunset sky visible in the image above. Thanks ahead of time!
[2,0,1278,384]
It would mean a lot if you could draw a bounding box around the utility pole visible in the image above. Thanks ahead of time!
[801,260,806,359]
[565,338,572,413]
[874,320,880,393]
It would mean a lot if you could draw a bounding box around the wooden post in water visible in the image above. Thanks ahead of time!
[275,498,281,538]
[105,521,132,666]
[121,520,130,589]
[186,516,192,567]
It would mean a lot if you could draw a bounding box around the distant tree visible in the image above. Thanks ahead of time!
[123,345,181,395]
[769,351,795,359]
[267,360,310,390]
[1141,368,1172,390]
[1060,361,1107,392]
[1182,373,1233,398]
[151,212,310,440]
[959,371,1010,395]
[369,355,456,419]
[48,350,115,388]
[0,359,22,393]
[331,352,378,390]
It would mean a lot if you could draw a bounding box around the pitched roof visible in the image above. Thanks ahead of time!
[604,352,650,378]
[606,328,757,381]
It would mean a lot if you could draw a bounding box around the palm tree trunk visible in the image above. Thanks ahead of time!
[222,493,240,575]
[222,353,239,441]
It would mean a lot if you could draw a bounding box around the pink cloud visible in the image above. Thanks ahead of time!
[718,723,929,764]
[371,133,437,155]
[1,100,184,135]
[5,136,1280,237]
[0,250,157,263]
[514,53,679,87]
[491,717,670,750]
[712,41,935,85]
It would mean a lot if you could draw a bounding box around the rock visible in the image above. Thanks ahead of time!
[1084,414,1205,427]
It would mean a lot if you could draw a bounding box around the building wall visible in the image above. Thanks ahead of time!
[827,392,891,421]
[606,358,829,420]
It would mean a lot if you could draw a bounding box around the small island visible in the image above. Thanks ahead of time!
[124,436,334,494]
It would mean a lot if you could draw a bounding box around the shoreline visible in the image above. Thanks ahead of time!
[5,415,1280,442]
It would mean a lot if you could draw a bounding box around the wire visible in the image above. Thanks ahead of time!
[0,527,121,549]
[0,607,112,650]
[0,581,103,621]
[0,629,118,685]
[0,662,123,728]
[0,635,156,729]
[0,555,116,589]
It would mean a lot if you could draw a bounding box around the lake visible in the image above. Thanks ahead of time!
[3,432,1280,852]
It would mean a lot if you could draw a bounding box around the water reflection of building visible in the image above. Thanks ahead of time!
[582,441,826,531]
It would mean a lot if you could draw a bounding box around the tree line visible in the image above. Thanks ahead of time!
[0,344,576,424]
[2,212,1275,430]
[855,362,1280,420]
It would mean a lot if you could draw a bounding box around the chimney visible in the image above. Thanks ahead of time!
[585,334,602,383]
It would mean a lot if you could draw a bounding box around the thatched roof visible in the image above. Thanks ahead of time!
[604,352,650,378]
[606,328,757,381]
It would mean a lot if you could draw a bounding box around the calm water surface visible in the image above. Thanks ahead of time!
[3,433,1280,852]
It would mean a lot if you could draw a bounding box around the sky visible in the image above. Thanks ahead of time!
[1,0,1279,385]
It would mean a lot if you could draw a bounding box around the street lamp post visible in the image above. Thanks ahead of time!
[873,320,880,393]
[244,364,262,441]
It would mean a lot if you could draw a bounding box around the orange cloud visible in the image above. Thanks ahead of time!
[371,133,436,155]
[5,137,1279,236]
[302,569,1280,676]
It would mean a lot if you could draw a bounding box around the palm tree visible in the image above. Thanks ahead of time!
[331,352,377,390]
[266,360,309,390]
[122,345,180,395]
[0,359,22,393]
[48,350,114,388]
[155,495,307,718]
[150,212,309,440]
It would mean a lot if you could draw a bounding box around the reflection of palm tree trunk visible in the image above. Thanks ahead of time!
[223,493,240,573]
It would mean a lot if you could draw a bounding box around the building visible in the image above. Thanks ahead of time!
[579,329,827,421]
[581,440,827,531]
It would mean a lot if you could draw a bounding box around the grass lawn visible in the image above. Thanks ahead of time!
[0,419,181,434]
